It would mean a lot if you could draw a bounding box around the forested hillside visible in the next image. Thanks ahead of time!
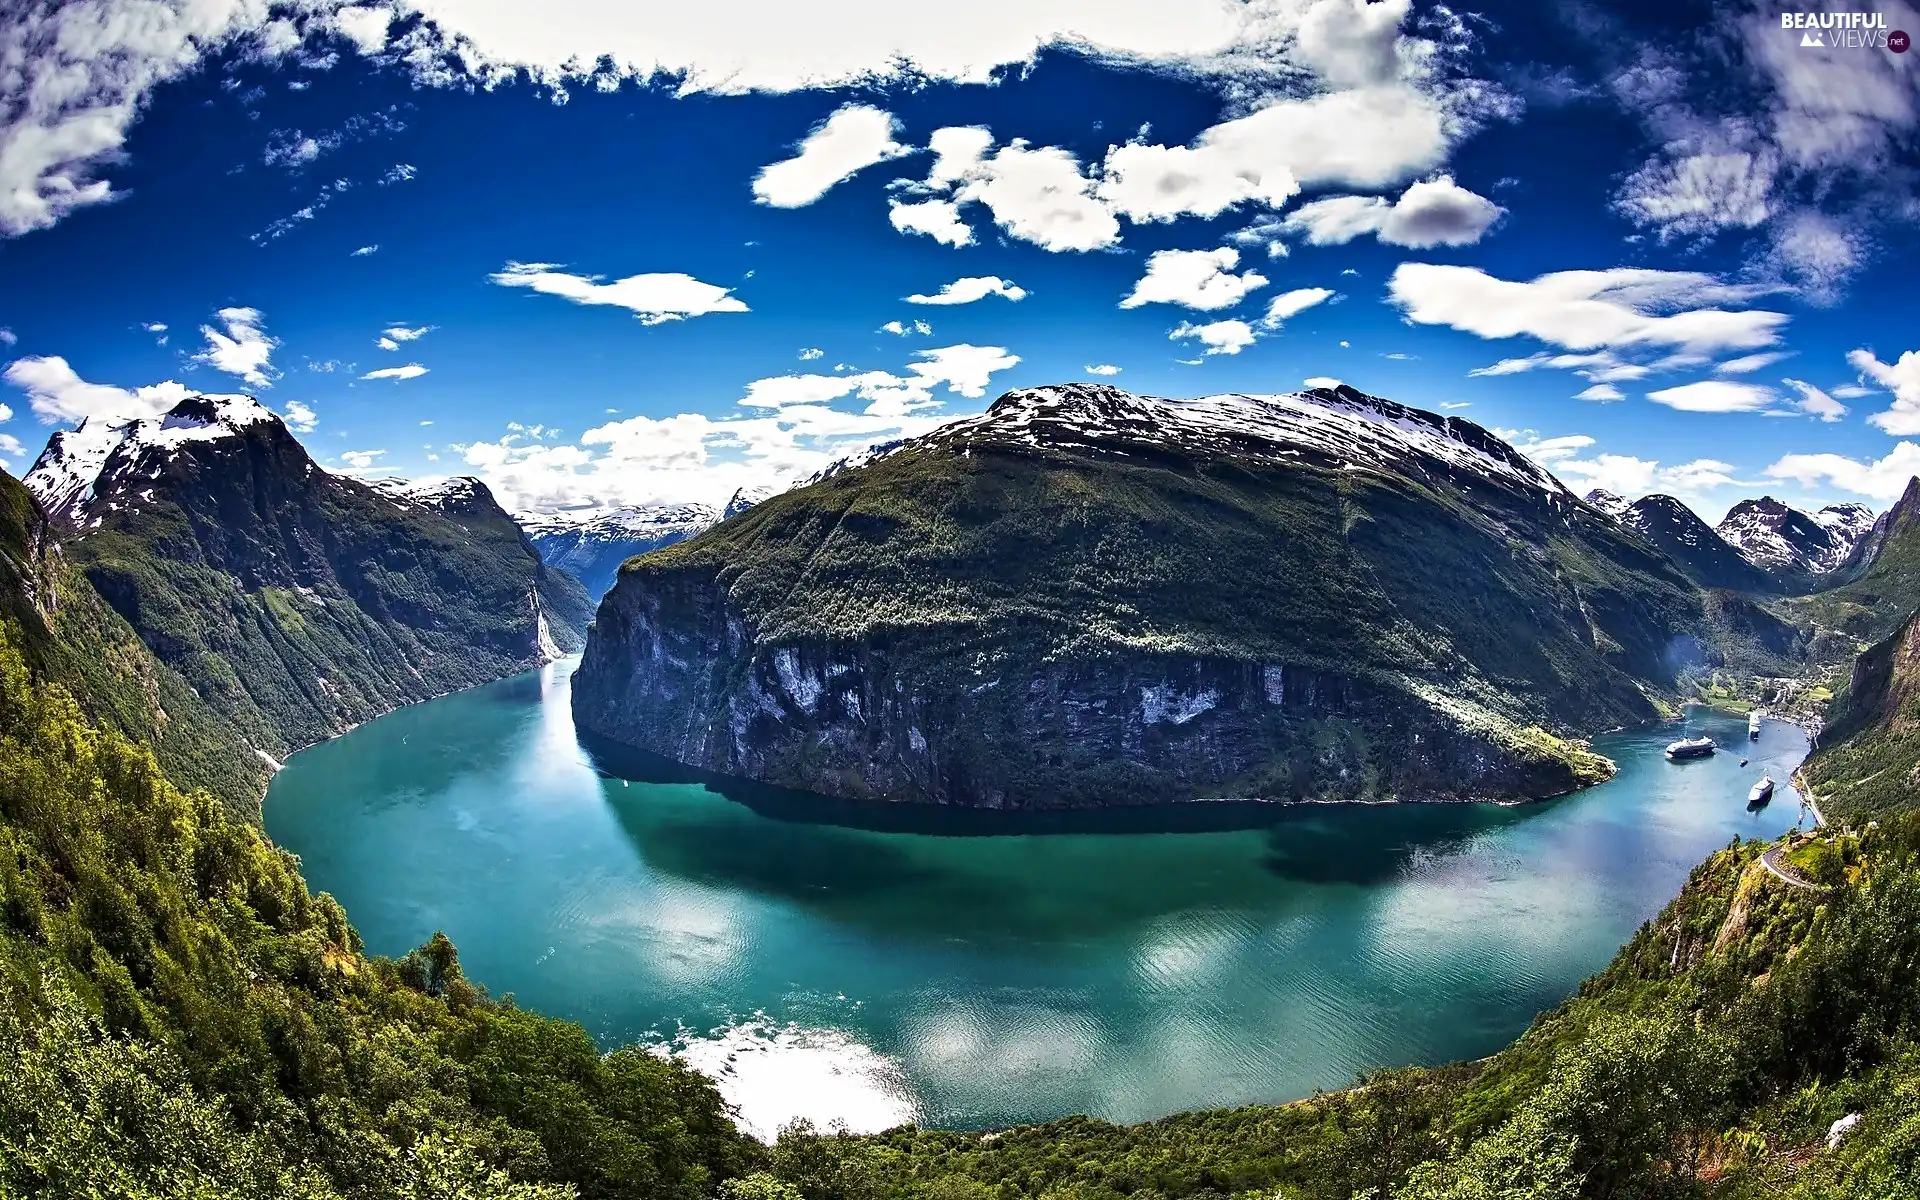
[0,613,755,1198]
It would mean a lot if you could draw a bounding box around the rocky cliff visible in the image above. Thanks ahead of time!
[572,384,1727,810]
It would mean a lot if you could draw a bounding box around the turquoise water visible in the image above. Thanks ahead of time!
[265,659,1808,1136]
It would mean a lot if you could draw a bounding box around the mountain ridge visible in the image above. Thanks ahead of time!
[22,394,592,789]
[572,383,1734,810]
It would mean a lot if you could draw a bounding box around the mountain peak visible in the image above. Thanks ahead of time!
[1716,493,1872,579]
[1584,489,1631,518]
[24,393,287,524]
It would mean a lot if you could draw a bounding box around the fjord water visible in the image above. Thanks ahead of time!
[266,659,1809,1136]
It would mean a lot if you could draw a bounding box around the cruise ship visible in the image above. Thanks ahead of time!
[1665,736,1716,760]
[1749,711,1763,740]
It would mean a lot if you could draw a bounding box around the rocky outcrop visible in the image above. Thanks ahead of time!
[572,563,1610,809]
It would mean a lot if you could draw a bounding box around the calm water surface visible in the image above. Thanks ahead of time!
[266,659,1808,1136]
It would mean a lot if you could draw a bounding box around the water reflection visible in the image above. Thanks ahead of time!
[266,660,1811,1133]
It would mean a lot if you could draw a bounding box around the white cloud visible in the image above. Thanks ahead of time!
[0,0,267,236]
[332,6,393,55]
[361,364,428,380]
[1303,376,1343,389]
[1576,384,1624,402]
[878,320,932,337]
[192,307,278,388]
[1390,265,1790,359]
[0,329,14,346]
[399,0,1259,95]
[906,276,1027,305]
[1121,248,1267,311]
[1262,287,1333,327]
[1511,430,1745,511]
[141,321,166,333]
[1766,444,1920,502]
[1849,347,1920,435]
[337,448,387,473]
[741,343,1017,410]
[1715,351,1788,374]
[1084,363,1121,376]
[378,324,432,349]
[1096,85,1453,225]
[281,399,319,432]
[1170,320,1256,356]
[798,347,824,360]
[1610,5,1920,293]
[753,104,908,208]
[490,261,749,325]
[888,198,973,247]
[1617,146,1776,238]
[1780,378,1846,423]
[1279,175,1501,248]
[352,244,379,256]
[455,343,1019,512]
[1645,380,1776,414]
[909,129,1119,253]
[3,356,191,426]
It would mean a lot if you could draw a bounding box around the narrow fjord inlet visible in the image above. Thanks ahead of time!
[266,656,1811,1135]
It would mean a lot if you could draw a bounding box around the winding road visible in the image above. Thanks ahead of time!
[1759,845,1826,891]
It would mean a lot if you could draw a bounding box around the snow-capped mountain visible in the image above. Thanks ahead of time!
[368,475,493,512]
[1583,489,1632,519]
[24,394,281,525]
[1715,496,1876,581]
[863,383,1572,502]
[518,502,722,598]
[723,484,778,519]
[1587,491,1773,592]
[20,390,591,757]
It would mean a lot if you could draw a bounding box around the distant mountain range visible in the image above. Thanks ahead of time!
[518,485,779,597]
[572,382,1777,810]
[22,394,590,805]
[1581,489,1879,595]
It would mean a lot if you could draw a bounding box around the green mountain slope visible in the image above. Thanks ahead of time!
[1788,476,1920,646]
[0,551,755,1197]
[24,396,590,783]
[0,467,268,812]
[575,384,1724,809]
[1801,606,1920,822]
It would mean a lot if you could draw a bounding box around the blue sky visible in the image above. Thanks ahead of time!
[1,0,1917,521]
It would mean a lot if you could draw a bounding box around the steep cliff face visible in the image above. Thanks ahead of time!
[1802,609,1920,821]
[573,384,1719,810]
[23,395,590,761]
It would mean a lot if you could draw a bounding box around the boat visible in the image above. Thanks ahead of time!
[1665,736,1716,760]
[1748,776,1776,807]
[1749,711,1763,740]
